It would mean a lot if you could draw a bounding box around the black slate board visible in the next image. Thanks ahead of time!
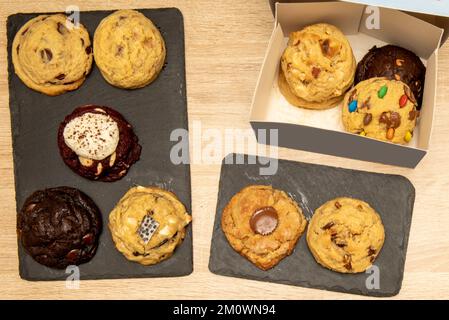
[7,8,192,280]
[209,154,415,297]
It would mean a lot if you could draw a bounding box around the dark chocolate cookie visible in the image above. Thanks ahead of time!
[17,187,102,269]
[355,45,425,108]
[58,105,141,182]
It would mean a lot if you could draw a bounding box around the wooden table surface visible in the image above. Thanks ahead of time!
[1,0,449,300]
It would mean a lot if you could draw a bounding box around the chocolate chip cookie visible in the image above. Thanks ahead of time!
[279,23,356,109]
[12,14,93,96]
[58,105,141,182]
[17,187,102,269]
[342,78,418,144]
[355,45,426,109]
[109,186,191,265]
[93,9,166,89]
[221,185,307,270]
[307,197,385,273]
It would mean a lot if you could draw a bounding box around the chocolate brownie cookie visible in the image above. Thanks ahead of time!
[58,105,141,182]
[306,197,385,273]
[12,14,93,96]
[221,185,307,270]
[355,45,426,108]
[17,187,102,269]
[109,186,191,265]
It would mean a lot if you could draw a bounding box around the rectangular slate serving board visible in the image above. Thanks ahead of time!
[209,154,415,297]
[7,8,192,280]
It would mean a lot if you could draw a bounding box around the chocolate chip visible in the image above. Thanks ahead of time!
[40,48,52,63]
[368,247,376,256]
[312,67,321,78]
[379,111,401,129]
[81,38,85,46]
[335,201,342,209]
[344,261,352,270]
[389,112,401,128]
[349,89,357,103]
[320,39,330,56]
[82,233,94,245]
[343,254,352,270]
[322,221,334,230]
[16,45,20,54]
[408,110,418,121]
[57,22,68,35]
[55,73,66,80]
[337,243,346,248]
[21,27,29,35]
[363,113,372,125]
[66,249,80,261]
[85,45,92,54]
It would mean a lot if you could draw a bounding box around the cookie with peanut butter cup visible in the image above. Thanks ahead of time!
[12,14,93,96]
[57,105,141,182]
[108,186,191,265]
[221,185,307,270]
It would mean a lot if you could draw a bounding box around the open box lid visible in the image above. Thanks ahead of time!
[269,0,449,44]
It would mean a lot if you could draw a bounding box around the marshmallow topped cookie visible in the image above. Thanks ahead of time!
[58,105,141,182]
[63,112,119,161]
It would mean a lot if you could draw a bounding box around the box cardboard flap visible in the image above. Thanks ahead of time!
[270,0,449,45]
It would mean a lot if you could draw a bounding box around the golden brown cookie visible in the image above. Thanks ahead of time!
[221,185,307,270]
[342,78,418,144]
[307,197,385,273]
[93,9,166,89]
[279,23,355,109]
[109,186,191,265]
[12,14,93,96]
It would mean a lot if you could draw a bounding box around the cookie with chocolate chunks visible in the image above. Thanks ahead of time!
[306,197,385,273]
[17,187,102,269]
[58,105,141,182]
[221,185,307,271]
[12,14,93,96]
[355,45,426,109]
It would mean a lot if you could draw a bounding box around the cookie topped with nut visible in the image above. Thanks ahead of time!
[342,78,418,144]
[307,197,385,273]
[279,23,356,109]
[12,14,93,96]
[57,105,141,182]
[355,45,426,109]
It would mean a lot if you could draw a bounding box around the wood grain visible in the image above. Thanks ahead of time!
[1,0,449,299]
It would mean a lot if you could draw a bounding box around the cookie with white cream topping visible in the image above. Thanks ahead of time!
[58,105,141,182]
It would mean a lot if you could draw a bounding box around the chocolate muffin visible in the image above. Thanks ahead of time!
[17,187,102,269]
[355,45,426,108]
[58,105,141,182]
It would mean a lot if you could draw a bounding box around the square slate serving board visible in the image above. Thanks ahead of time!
[209,154,415,297]
[7,8,192,280]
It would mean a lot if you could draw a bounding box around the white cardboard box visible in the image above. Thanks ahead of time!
[251,1,447,167]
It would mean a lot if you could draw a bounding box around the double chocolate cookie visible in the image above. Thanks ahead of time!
[355,45,426,108]
[108,186,191,265]
[307,197,385,273]
[17,187,102,269]
[58,105,141,182]
[221,185,307,270]
[12,14,93,96]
